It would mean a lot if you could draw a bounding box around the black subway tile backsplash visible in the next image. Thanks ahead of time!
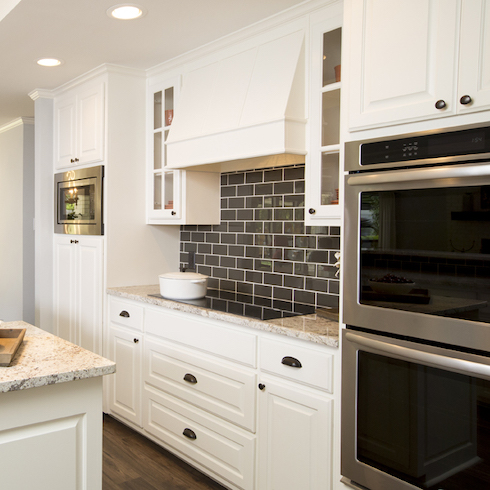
[180,164,340,311]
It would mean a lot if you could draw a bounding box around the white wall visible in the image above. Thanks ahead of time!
[105,69,179,287]
[0,118,35,322]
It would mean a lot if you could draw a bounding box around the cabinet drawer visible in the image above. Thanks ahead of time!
[145,307,257,367]
[109,297,144,331]
[143,386,255,490]
[144,337,256,431]
[260,337,334,393]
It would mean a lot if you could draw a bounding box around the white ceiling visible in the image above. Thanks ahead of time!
[0,0,306,127]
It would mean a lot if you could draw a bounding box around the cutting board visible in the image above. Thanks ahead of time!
[0,328,26,366]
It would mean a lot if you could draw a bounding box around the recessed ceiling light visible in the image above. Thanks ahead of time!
[108,4,146,20]
[37,58,63,67]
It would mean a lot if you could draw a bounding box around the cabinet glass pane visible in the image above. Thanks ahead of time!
[164,172,174,209]
[323,28,342,86]
[154,91,162,130]
[154,132,162,170]
[164,87,174,127]
[163,130,169,168]
[321,152,339,205]
[322,89,340,147]
[154,174,162,210]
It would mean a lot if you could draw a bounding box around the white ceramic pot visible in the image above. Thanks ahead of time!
[159,272,208,300]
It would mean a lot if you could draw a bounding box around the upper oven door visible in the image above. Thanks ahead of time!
[343,162,490,351]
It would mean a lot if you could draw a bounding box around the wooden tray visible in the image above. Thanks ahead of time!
[0,328,26,366]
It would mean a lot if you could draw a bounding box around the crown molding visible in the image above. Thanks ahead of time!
[146,0,338,78]
[0,117,35,134]
[28,89,54,101]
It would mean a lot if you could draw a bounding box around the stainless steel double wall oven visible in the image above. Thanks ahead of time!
[342,124,490,490]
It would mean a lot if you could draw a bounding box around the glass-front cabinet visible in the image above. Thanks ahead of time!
[306,5,342,225]
[148,76,220,225]
[149,77,182,222]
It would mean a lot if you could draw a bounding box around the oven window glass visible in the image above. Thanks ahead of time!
[58,181,96,223]
[357,350,490,489]
[360,186,490,324]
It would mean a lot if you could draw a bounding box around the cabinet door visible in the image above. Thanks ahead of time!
[77,237,103,354]
[53,235,103,354]
[54,94,77,170]
[257,376,333,490]
[107,324,142,427]
[348,0,459,130]
[149,79,183,222]
[306,5,342,225]
[77,83,105,165]
[458,0,490,114]
[53,236,78,343]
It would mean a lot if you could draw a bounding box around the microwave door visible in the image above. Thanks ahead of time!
[57,177,97,225]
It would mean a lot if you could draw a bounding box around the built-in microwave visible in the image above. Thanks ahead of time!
[54,165,104,235]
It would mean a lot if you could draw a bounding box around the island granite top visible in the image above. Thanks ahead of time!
[0,321,115,393]
[107,285,339,348]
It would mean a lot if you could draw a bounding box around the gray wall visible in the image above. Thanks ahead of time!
[0,118,34,322]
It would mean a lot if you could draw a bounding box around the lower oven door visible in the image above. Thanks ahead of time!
[342,328,490,490]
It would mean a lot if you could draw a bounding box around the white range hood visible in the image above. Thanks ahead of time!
[166,29,306,172]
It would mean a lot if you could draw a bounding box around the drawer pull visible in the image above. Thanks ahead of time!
[282,356,302,368]
[183,428,197,440]
[119,310,130,318]
[183,373,197,384]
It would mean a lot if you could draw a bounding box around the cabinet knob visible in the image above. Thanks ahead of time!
[435,99,446,110]
[119,310,130,318]
[460,95,472,105]
[70,158,80,163]
[281,356,302,368]
[258,383,266,391]
[183,428,197,440]
[308,208,316,215]
[171,211,176,216]
[183,373,198,384]
[70,239,79,244]
[133,338,139,343]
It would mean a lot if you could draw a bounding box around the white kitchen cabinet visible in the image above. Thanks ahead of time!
[105,295,339,490]
[54,81,105,169]
[148,78,220,225]
[257,376,333,490]
[347,0,490,130]
[53,235,103,354]
[257,334,335,490]
[306,3,343,225]
[107,326,142,426]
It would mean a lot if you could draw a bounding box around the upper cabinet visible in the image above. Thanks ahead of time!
[54,81,105,169]
[347,0,490,131]
[306,3,343,225]
[147,77,220,225]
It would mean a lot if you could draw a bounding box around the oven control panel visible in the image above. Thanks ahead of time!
[359,125,490,166]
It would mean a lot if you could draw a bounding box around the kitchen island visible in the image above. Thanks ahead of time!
[0,321,115,490]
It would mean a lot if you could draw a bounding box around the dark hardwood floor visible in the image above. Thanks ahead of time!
[103,414,227,490]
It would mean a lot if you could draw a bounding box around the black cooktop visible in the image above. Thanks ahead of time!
[149,289,315,321]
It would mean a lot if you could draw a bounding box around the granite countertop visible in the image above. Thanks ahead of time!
[0,321,115,393]
[107,285,339,348]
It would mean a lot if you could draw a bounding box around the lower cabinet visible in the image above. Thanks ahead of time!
[53,235,103,354]
[257,376,333,490]
[105,296,338,490]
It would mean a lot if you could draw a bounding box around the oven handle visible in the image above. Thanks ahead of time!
[345,332,490,378]
[347,163,490,186]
